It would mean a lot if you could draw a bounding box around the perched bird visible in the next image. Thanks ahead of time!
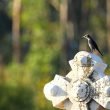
[83,34,103,56]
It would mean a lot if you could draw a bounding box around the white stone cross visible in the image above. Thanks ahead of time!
[43,51,110,110]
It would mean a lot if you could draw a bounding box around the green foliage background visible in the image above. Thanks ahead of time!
[0,0,109,110]
[1,0,61,110]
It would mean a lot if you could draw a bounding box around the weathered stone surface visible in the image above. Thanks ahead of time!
[43,51,110,110]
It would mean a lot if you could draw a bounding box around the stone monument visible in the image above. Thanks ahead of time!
[43,51,110,110]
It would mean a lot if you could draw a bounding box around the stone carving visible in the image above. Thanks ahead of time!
[43,51,110,110]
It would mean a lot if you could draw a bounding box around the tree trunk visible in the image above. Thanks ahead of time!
[60,0,75,61]
[0,55,5,83]
[69,0,82,49]
[12,0,21,63]
[106,0,110,54]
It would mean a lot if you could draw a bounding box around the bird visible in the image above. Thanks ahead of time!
[83,34,103,56]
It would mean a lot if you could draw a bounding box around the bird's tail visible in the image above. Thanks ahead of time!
[97,49,103,56]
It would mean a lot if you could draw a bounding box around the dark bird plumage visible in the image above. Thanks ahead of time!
[83,34,103,56]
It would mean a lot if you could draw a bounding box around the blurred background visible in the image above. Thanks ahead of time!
[0,0,110,110]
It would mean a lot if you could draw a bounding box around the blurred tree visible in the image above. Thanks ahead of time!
[0,0,12,64]
[0,0,62,110]
[12,0,21,62]
[67,0,82,57]
[106,0,110,54]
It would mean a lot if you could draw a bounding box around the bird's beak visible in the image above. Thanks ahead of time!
[81,36,84,38]
[82,36,85,38]
[82,35,87,39]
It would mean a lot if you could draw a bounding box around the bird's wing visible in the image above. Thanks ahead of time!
[91,39,103,56]
[90,39,99,49]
